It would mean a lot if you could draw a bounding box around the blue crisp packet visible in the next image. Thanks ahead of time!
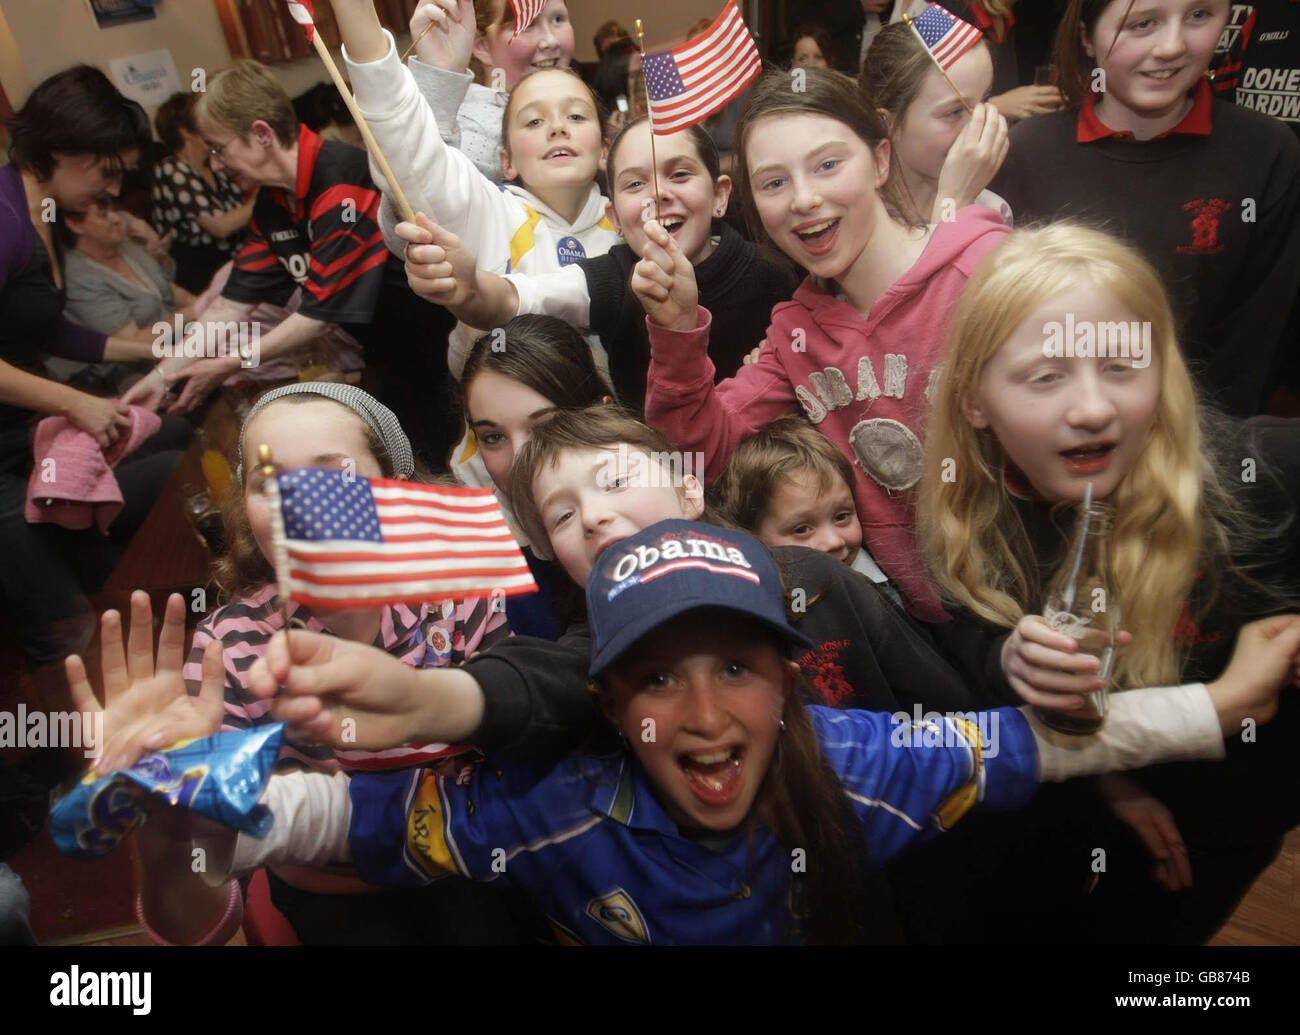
[49,723,284,858]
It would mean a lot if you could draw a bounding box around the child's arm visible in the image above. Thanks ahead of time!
[837,615,1300,864]
[64,592,239,945]
[245,623,602,761]
[395,213,597,330]
[393,213,522,328]
[633,220,800,481]
[327,1,516,266]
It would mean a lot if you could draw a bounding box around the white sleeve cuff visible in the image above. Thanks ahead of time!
[231,770,354,875]
[1030,683,1225,783]
[503,264,591,327]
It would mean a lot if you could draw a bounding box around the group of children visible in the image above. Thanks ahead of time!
[49,0,1300,945]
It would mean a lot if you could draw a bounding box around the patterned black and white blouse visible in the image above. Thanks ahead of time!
[151,156,246,252]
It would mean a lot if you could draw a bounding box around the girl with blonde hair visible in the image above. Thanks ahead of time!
[917,222,1300,943]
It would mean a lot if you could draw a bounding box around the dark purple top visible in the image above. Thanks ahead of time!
[0,165,108,428]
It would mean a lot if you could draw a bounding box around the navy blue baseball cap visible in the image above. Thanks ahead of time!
[585,520,814,677]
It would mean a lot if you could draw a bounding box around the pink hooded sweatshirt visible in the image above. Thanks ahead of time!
[644,207,1011,622]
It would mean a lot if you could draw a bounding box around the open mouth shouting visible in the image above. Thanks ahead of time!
[678,745,745,807]
[791,217,841,258]
[1060,441,1117,476]
[657,214,687,236]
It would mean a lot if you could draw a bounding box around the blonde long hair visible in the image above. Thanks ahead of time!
[920,224,1231,688]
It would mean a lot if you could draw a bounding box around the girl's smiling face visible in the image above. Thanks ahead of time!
[501,70,603,195]
[533,446,704,585]
[476,0,575,87]
[242,400,384,565]
[745,112,892,281]
[964,283,1163,503]
[601,612,795,832]
[1086,0,1229,126]
[893,44,993,183]
[465,370,558,495]
[608,122,732,263]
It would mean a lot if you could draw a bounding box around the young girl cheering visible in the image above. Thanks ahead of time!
[861,16,1011,225]
[74,521,1300,944]
[918,223,1300,942]
[398,119,798,405]
[326,0,619,374]
[163,382,520,944]
[401,0,576,184]
[636,67,1010,620]
[992,0,1300,417]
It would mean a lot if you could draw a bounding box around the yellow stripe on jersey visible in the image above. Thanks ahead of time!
[457,428,478,464]
[932,716,984,831]
[408,771,458,879]
[597,215,616,232]
[508,206,544,272]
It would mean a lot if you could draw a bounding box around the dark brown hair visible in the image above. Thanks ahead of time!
[154,91,198,155]
[8,65,149,180]
[1055,0,1140,108]
[790,24,834,67]
[461,314,613,423]
[736,67,920,242]
[712,414,856,533]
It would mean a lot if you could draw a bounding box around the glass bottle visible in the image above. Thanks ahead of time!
[1035,498,1120,735]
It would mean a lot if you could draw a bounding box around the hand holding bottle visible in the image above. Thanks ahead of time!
[1001,615,1133,710]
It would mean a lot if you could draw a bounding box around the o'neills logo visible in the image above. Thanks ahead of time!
[608,536,758,597]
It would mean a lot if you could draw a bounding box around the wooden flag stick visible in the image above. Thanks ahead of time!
[305,31,418,222]
[633,19,662,223]
[258,444,296,685]
[904,14,974,115]
[400,19,436,62]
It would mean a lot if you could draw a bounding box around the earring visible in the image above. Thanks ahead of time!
[714,208,723,216]
[779,719,786,733]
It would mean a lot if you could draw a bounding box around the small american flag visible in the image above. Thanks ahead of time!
[285,0,315,44]
[267,468,536,609]
[510,0,545,39]
[642,1,762,135]
[909,4,984,70]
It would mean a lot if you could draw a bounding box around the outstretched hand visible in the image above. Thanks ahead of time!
[630,219,700,332]
[409,0,475,71]
[66,591,224,775]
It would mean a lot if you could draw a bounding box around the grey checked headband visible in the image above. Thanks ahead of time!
[235,382,415,482]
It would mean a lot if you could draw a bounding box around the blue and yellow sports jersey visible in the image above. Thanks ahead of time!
[347,706,1040,944]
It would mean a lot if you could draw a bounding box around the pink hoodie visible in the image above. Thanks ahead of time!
[645,207,1011,622]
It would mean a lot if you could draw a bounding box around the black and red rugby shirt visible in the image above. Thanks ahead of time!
[223,125,394,326]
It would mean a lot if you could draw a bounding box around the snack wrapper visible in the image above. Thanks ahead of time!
[49,724,284,858]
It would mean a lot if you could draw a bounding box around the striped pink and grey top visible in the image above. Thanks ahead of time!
[182,583,510,773]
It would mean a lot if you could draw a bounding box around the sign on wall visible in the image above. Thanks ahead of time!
[108,48,181,107]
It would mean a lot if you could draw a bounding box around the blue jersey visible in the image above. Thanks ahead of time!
[348,706,1040,944]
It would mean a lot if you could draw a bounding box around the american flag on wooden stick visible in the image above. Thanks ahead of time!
[266,468,536,609]
[909,4,984,70]
[285,0,315,43]
[510,0,546,39]
[641,1,762,135]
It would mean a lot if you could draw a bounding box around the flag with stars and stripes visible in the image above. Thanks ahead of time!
[641,1,762,135]
[285,0,315,43]
[268,468,535,609]
[510,0,545,39]
[909,4,984,70]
